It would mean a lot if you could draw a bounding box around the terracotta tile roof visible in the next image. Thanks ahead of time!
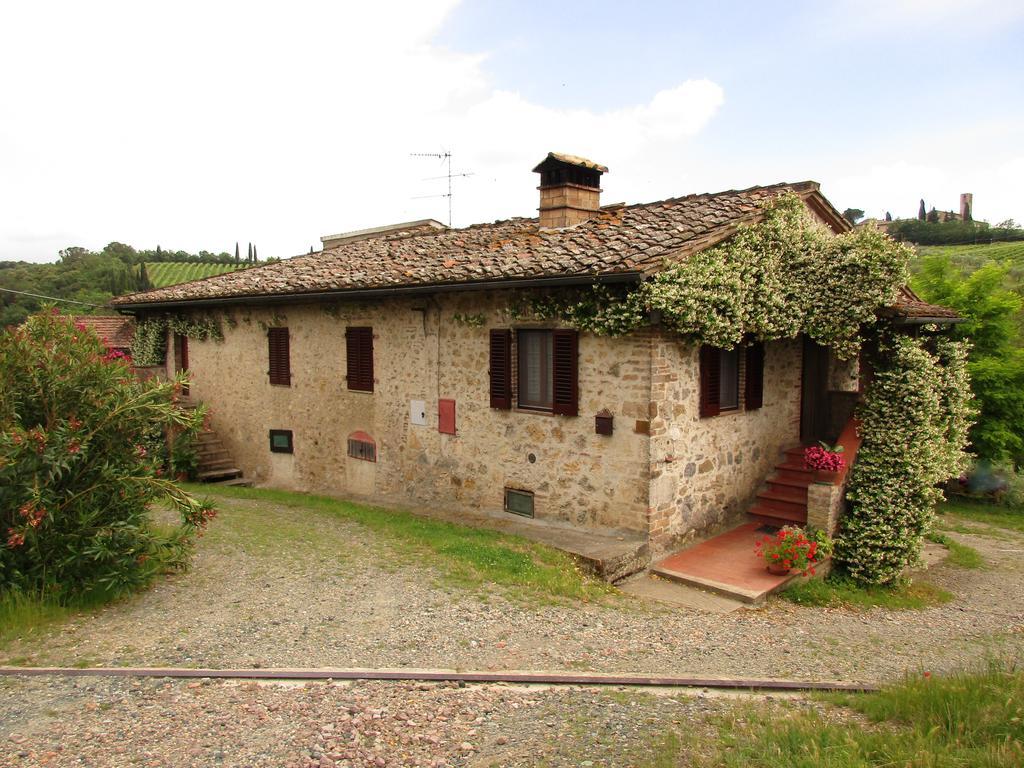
[69,316,135,348]
[886,286,963,322]
[112,181,838,308]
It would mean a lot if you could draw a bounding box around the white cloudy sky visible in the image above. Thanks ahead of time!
[1,0,1021,263]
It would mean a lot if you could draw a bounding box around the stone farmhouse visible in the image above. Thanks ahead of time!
[112,153,955,579]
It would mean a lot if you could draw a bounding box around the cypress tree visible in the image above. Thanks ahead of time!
[138,263,151,291]
[235,242,240,263]
[885,211,892,222]
[927,207,940,223]
[253,245,258,262]
[918,199,927,221]
[155,244,162,260]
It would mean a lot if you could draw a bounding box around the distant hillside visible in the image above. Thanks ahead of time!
[144,262,248,288]
[913,242,1024,283]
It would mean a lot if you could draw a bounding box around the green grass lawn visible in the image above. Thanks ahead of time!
[939,496,1024,534]
[183,483,615,604]
[690,663,1024,767]
[780,575,953,610]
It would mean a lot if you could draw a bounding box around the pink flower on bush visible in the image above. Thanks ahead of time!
[804,445,845,472]
[6,529,25,548]
[68,440,81,454]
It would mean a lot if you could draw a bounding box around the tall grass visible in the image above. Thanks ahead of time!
[699,663,1024,767]
[0,590,78,653]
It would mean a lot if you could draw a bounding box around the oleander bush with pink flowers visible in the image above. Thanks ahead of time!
[0,311,215,602]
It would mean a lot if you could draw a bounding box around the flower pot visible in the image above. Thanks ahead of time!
[766,562,791,575]
[815,469,841,485]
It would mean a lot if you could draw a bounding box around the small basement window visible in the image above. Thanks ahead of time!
[269,429,293,454]
[504,488,535,518]
[347,431,377,462]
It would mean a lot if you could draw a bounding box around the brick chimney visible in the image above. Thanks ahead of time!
[960,193,973,221]
[532,152,608,228]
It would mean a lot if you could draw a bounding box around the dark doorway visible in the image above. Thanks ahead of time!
[800,336,829,445]
[173,333,189,396]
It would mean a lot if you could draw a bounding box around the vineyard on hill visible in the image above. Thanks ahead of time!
[145,262,248,288]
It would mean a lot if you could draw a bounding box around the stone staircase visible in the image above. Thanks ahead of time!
[748,446,811,527]
[180,400,251,486]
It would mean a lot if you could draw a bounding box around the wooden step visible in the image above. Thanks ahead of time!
[748,504,807,526]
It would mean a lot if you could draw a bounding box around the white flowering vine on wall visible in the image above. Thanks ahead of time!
[528,193,912,359]
[837,334,974,584]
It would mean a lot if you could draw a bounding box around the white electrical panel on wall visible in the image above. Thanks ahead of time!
[410,400,427,426]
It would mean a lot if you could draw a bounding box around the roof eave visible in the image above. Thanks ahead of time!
[113,272,644,313]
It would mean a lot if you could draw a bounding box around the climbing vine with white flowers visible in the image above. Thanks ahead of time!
[837,335,974,584]
[526,193,911,359]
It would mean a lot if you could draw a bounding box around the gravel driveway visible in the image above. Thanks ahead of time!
[3,494,1023,683]
[2,675,752,767]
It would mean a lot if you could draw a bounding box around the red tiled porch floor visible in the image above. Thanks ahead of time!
[651,522,820,605]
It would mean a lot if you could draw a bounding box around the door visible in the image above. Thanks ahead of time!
[173,333,189,396]
[800,336,829,445]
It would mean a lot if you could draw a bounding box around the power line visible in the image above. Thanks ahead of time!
[0,286,108,308]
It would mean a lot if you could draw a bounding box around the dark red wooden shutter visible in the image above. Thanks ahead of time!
[489,329,512,409]
[346,327,374,392]
[267,327,290,386]
[699,345,720,418]
[552,329,578,417]
[745,342,765,410]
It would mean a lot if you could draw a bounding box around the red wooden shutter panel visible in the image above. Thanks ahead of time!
[552,329,578,417]
[489,329,512,409]
[699,345,721,417]
[267,327,290,386]
[346,327,374,392]
[745,342,765,410]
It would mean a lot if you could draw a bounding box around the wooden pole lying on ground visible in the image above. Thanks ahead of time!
[0,666,879,692]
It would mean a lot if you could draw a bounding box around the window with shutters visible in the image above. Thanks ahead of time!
[513,328,578,415]
[267,327,290,386]
[345,326,374,392]
[700,344,751,417]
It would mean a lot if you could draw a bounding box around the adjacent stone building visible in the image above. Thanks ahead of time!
[113,153,942,563]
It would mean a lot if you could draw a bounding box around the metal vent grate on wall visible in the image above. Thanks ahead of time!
[504,488,535,518]
[348,437,376,462]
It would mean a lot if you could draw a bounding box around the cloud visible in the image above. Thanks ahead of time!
[0,0,725,262]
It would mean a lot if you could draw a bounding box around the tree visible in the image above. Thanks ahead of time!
[919,199,927,221]
[247,242,252,263]
[253,245,258,262]
[927,207,940,223]
[235,242,240,263]
[138,262,152,291]
[842,208,865,225]
[914,256,1024,465]
[156,245,162,259]
[885,212,893,222]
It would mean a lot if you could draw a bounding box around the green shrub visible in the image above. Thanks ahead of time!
[0,311,215,601]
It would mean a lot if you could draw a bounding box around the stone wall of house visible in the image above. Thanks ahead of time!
[646,333,803,554]
[170,291,653,534]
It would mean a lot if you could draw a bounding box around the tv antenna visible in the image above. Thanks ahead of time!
[410,151,474,227]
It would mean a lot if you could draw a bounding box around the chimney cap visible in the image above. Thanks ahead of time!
[532,152,609,175]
